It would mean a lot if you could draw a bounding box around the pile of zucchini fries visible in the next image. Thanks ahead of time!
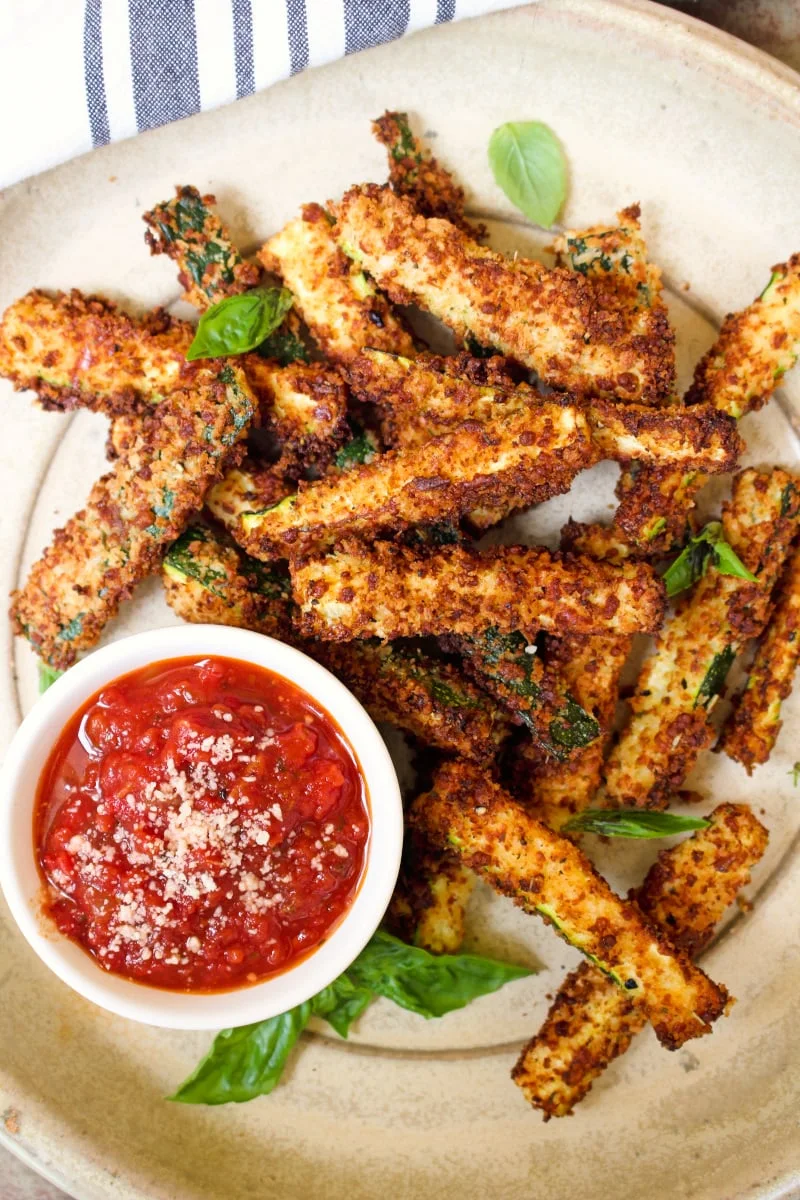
[3,111,799,1119]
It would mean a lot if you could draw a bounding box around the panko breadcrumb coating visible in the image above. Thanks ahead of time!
[11,365,255,668]
[387,829,476,954]
[291,539,665,641]
[720,538,800,771]
[410,761,729,1050]
[335,184,675,403]
[513,803,767,1118]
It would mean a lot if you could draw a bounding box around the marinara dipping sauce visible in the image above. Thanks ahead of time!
[34,656,370,992]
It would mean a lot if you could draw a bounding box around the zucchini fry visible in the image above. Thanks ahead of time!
[205,458,292,532]
[604,468,800,808]
[162,523,509,762]
[0,289,192,414]
[347,349,741,469]
[512,633,630,830]
[163,524,295,641]
[335,185,674,403]
[257,203,415,363]
[11,365,255,669]
[410,760,729,1049]
[513,803,767,1118]
[386,831,476,954]
[143,185,261,309]
[372,110,487,240]
[243,357,349,467]
[291,540,666,641]
[238,401,593,560]
[553,204,664,313]
[687,254,800,416]
[720,539,800,771]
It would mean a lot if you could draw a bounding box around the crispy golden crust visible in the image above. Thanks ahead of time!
[334,185,675,403]
[243,358,349,467]
[604,469,800,808]
[513,634,631,830]
[11,366,255,669]
[553,206,665,315]
[386,830,476,953]
[257,203,415,363]
[239,402,593,560]
[372,111,487,241]
[411,761,729,1049]
[314,641,510,763]
[686,255,800,416]
[347,349,741,470]
[291,540,665,642]
[205,459,293,532]
[512,803,767,1118]
[720,540,800,771]
[162,524,296,641]
[142,185,261,309]
[0,289,193,414]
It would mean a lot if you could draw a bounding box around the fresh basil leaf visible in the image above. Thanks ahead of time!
[347,930,532,1018]
[562,809,710,839]
[171,1003,311,1105]
[663,522,755,598]
[487,121,567,228]
[187,287,294,361]
[38,662,64,693]
[713,541,757,583]
[312,974,373,1038]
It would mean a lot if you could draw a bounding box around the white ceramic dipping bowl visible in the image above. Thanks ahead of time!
[0,625,404,1029]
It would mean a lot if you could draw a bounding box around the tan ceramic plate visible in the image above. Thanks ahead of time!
[2,1,800,1196]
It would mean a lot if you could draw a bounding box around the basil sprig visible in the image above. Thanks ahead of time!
[171,931,531,1105]
[187,286,294,361]
[662,522,756,598]
[487,121,567,228]
[38,662,64,693]
[562,809,710,839]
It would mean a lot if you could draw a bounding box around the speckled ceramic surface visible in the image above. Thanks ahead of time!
[2,2,800,1197]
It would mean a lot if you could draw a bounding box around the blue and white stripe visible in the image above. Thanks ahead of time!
[0,0,533,190]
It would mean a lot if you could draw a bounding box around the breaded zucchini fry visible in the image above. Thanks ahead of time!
[372,110,487,240]
[239,401,593,560]
[553,204,664,313]
[411,761,729,1049]
[720,539,800,771]
[687,254,800,416]
[162,523,509,761]
[163,523,295,641]
[387,831,476,954]
[0,289,192,414]
[258,203,415,363]
[11,365,255,669]
[143,185,261,309]
[604,468,800,808]
[291,540,666,641]
[335,185,674,403]
[512,633,630,830]
[243,358,349,467]
[513,803,767,1117]
[347,349,741,470]
[205,458,292,531]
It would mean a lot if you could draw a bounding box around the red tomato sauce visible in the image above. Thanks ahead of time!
[35,656,369,992]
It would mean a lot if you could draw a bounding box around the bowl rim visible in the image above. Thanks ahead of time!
[0,624,404,1029]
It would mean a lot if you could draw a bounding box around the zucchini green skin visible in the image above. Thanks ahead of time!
[411,760,729,1051]
[604,467,800,808]
[12,365,255,669]
[143,185,261,310]
[512,803,768,1118]
[162,524,509,762]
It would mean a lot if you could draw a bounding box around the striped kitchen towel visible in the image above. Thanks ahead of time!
[0,0,536,190]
